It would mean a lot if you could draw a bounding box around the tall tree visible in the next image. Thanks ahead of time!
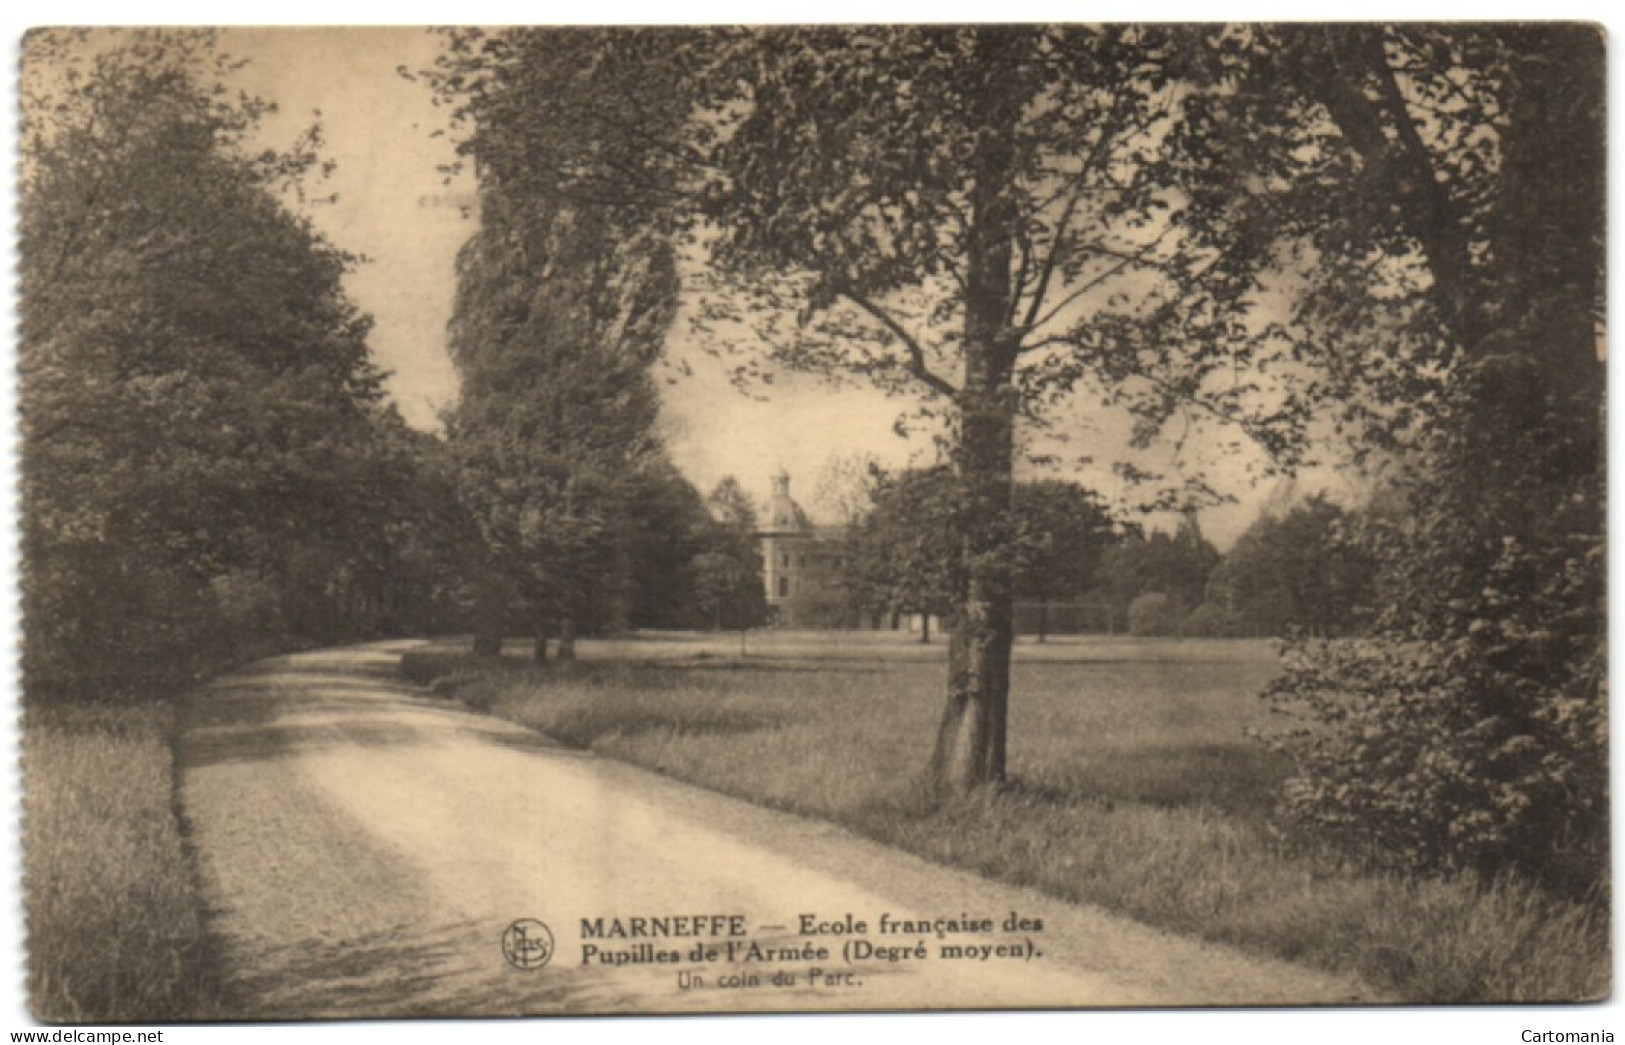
[844,467,961,643]
[428,26,1306,791]
[445,185,680,659]
[691,477,770,634]
[1201,26,1607,885]
[1203,494,1375,637]
[705,477,760,535]
[1011,481,1121,641]
[846,469,1124,645]
[1097,519,1218,624]
[20,30,393,697]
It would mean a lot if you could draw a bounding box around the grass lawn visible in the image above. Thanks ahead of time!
[405,630,1609,1004]
[21,701,226,1021]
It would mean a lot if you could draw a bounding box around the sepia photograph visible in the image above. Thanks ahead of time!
[8,16,1610,1028]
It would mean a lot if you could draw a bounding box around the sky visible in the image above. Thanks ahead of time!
[224,28,946,518]
[229,28,472,428]
[204,25,1350,547]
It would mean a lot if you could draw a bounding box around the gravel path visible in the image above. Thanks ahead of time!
[177,641,1377,1018]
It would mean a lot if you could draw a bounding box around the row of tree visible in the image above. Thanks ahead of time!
[425,24,1603,888]
[830,465,1375,641]
[20,31,437,699]
[18,30,769,700]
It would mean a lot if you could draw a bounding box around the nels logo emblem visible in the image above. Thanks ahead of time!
[502,919,555,970]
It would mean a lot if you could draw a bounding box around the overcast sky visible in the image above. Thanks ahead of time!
[209,25,1350,547]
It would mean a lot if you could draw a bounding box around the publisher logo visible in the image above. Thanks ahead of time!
[502,918,555,970]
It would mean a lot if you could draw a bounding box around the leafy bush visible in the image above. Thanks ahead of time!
[1262,524,1605,891]
[399,649,473,687]
[1128,592,1185,637]
[1182,601,1250,638]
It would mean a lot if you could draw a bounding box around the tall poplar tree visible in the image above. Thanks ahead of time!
[445,186,679,658]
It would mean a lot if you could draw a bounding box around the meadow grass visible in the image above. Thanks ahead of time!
[21,700,226,1022]
[404,633,1610,1003]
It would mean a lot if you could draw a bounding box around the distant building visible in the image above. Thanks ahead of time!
[749,470,949,637]
[754,470,1131,638]
[755,471,853,628]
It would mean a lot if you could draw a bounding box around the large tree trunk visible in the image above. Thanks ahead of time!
[557,616,577,662]
[930,45,1020,794]
[605,517,635,637]
[930,382,1017,792]
[471,573,507,658]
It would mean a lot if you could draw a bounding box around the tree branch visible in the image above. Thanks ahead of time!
[1008,100,1134,335]
[1024,226,1178,338]
[1025,329,1297,461]
[838,288,958,398]
[1304,26,1472,340]
[1006,224,1035,325]
[1018,190,1081,331]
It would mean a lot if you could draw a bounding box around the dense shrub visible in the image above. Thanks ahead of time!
[1263,520,1606,892]
[1127,592,1185,637]
[1245,27,1605,898]
[1182,601,1250,638]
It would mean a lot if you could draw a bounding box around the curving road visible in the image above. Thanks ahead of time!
[177,641,1376,1018]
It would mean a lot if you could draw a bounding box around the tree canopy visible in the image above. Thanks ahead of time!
[692,478,771,633]
[20,30,411,697]
[843,468,1123,642]
[444,182,680,656]
[1215,26,1606,888]
[1201,495,1375,638]
[1098,518,1217,624]
[424,25,1605,827]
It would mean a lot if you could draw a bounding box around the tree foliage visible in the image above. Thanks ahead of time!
[1097,517,1217,624]
[1011,481,1121,604]
[20,30,409,698]
[425,26,1604,828]
[843,467,961,631]
[692,478,770,632]
[444,186,679,653]
[844,467,1123,640]
[1201,495,1375,638]
[1221,26,1607,889]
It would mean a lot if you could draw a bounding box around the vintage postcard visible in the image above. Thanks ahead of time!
[11,22,1608,1025]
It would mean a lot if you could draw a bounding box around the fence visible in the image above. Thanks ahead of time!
[1013,601,1120,637]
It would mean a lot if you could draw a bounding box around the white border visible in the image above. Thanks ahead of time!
[3,6,1618,1045]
